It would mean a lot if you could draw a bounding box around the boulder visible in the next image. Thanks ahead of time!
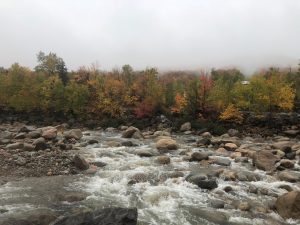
[279,159,294,169]
[275,191,300,219]
[190,152,209,161]
[155,156,170,164]
[180,122,191,132]
[15,132,26,139]
[28,130,42,139]
[64,129,83,140]
[73,155,89,170]
[201,132,212,139]
[122,126,141,138]
[42,128,57,139]
[224,143,238,151]
[253,150,278,171]
[34,137,48,150]
[185,174,218,190]
[278,171,300,183]
[156,138,178,151]
[6,142,24,150]
[272,141,295,151]
[50,207,138,225]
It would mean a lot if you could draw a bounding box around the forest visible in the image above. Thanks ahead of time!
[0,52,299,123]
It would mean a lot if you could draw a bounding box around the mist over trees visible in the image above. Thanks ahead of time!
[0,52,298,123]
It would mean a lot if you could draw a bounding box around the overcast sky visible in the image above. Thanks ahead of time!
[0,0,299,73]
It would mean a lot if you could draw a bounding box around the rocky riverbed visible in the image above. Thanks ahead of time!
[0,121,300,225]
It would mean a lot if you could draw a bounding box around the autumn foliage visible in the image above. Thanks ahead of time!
[0,52,298,122]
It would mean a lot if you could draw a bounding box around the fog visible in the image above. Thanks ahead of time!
[0,0,299,74]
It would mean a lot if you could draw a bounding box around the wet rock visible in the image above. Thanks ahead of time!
[131,130,144,139]
[278,184,294,192]
[156,138,178,151]
[278,171,300,183]
[56,192,88,202]
[50,207,138,225]
[228,129,239,137]
[64,129,83,140]
[88,139,98,144]
[122,126,142,139]
[73,154,89,170]
[19,125,35,133]
[190,152,209,161]
[34,137,48,150]
[234,157,248,163]
[236,171,260,182]
[42,128,57,139]
[272,141,295,151]
[215,147,230,156]
[224,143,237,151]
[15,132,26,139]
[221,170,236,181]
[106,141,122,147]
[189,208,228,225]
[224,186,233,192]
[155,156,170,164]
[135,149,153,157]
[121,140,139,147]
[92,161,107,167]
[128,173,148,184]
[196,138,211,146]
[210,199,225,209]
[180,122,191,132]
[201,132,212,139]
[275,191,300,219]
[85,165,98,175]
[285,152,296,160]
[0,209,58,225]
[238,202,251,211]
[252,150,278,171]
[210,156,231,166]
[6,142,24,150]
[185,174,218,190]
[279,159,294,169]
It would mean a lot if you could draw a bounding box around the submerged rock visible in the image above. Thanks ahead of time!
[50,207,138,225]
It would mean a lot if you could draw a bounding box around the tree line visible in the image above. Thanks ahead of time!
[0,52,298,123]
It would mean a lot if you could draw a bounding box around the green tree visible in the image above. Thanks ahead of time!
[35,51,69,85]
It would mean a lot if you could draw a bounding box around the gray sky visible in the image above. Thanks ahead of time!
[0,0,299,73]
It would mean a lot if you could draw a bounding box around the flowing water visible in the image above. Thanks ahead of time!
[0,131,299,225]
